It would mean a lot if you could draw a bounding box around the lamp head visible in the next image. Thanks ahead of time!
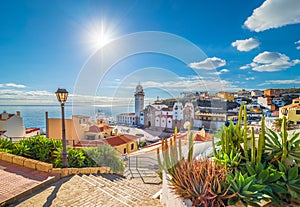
[55,88,68,104]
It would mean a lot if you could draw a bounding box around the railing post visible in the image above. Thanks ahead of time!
[136,156,138,169]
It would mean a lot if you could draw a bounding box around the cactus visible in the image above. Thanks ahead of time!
[256,116,265,163]
[281,116,288,164]
[250,127,256,164]
[157,126,191,174]
[187,131,194,162]
[243,105,249,162]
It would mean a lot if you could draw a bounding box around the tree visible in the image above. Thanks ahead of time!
[84,144,124,173]
[273,118,297,132]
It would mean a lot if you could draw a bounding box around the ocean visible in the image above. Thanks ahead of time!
[0,105,128,131]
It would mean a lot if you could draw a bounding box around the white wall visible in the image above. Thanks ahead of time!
[6,116,25,137]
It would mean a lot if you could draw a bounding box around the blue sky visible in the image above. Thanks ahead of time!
[0,0,300,107]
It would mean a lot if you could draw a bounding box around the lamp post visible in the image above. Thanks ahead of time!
[55,88,68,168]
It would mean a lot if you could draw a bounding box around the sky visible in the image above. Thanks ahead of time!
[0,0,300,109]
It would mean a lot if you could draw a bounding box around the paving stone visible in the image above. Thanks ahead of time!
[12,173,163,207]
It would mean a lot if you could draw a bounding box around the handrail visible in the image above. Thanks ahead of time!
[126,155,160,184]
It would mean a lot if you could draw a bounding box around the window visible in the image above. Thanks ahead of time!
[123,148,127,154]
[131,143,134,150]
[297,110,300,115]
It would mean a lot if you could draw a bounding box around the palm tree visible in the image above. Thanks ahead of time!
[273,118,297,132]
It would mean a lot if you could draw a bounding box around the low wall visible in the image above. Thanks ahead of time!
[0,152,111,178]
[160,171,191,207]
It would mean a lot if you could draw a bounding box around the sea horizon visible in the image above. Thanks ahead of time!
[0,104,134,130]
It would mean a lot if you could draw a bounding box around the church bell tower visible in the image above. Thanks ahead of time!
[134,83,144,125]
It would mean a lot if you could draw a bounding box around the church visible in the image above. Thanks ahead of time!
[116,83,195,130]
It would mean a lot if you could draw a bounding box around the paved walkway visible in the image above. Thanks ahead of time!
[12,174,163,207]
[0,160,56,205]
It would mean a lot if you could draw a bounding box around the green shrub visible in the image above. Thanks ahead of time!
[84,145,124,173]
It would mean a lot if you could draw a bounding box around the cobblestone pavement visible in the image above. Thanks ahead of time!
[12,174,163,207]
[0,160,56,205]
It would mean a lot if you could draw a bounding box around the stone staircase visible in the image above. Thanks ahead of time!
[14,174,163,207]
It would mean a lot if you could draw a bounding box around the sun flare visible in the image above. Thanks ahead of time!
[85,20,115,51]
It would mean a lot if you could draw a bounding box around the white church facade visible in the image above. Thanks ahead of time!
[116,83,196,130]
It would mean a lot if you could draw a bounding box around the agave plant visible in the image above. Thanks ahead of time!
[227,171,270,207]
[245,162,285,206]
[276,161,300,202]
[265,116,300,166]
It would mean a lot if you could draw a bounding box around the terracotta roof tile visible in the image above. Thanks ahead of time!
[104,134,139,147]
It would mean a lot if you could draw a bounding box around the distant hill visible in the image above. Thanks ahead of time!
[280,88,300,94]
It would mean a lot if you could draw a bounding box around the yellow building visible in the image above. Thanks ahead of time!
[216,91,234,101]
[105,134,139,154]
[279,98,300,124]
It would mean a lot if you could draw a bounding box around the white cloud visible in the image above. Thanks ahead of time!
[245,77,255,81]
[212,69,230,75]
[244,0,300,32]
[240,65,251,70]
[0,83,26,88]
[258,79,300,86]
[231,38,260,52]
[295,40,300,50]
[188,57,226,70]
[220,69,230,73]
[241,51,300,72]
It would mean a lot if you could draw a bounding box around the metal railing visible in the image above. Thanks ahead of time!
[126,155,160,184]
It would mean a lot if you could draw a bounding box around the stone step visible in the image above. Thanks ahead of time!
[124,168,159,178]
[13,174,163,207]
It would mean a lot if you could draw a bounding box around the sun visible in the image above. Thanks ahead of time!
[85,20,115,51]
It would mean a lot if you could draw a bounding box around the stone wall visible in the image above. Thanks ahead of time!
[0,152,111,178]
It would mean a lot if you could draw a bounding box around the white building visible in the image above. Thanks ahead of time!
[173,102,183,129]
[116,113,135,125]
[183,102,194,127]
[251,90,264,97]
[0,111,40,139]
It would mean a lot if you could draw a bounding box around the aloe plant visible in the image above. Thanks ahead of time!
[213,149,241,171]
[170,158,234,207]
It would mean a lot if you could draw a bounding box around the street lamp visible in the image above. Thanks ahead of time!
[55,88,68,168]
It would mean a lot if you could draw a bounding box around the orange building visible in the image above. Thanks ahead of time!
[264,89,281,97]
[47,115,114,142]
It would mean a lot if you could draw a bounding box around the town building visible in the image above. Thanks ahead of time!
[47,115,114,141]
[0,111,40,139]
[251,90,264,97]
[257,96,276,111]
[272,97,285,107]
[237,89,251,98]
[104,134,139,154]
[183,102,195,127]
[116,113,136,125]
[143,100,173,129]
[279,97,300,125]
[173,102,183,128]
[264,88,281,97]
[216,91,235,101]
